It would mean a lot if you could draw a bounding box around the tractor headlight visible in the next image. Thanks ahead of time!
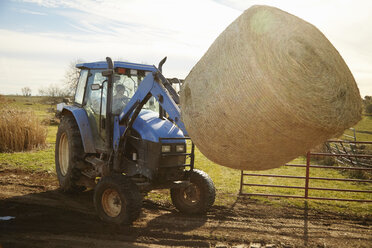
[176,145,185,153]
[161,145,171,153]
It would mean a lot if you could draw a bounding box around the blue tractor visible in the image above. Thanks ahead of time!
[55,57,216,224]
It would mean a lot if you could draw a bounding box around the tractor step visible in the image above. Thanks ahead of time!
[85,156,106,167]
[85,156,107,175]
[81,169,97,179]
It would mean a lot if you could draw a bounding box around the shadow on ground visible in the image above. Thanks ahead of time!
[0,185,371,247]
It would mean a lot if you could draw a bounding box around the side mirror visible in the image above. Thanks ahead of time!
[91,84,101,90]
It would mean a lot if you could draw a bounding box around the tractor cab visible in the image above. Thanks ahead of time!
[74,61,160,151]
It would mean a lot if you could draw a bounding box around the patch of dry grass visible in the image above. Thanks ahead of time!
[0,107,47,152]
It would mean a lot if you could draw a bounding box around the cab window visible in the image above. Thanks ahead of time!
[111,72,160,115]
[74,69,88,105]
[85,70,107,115]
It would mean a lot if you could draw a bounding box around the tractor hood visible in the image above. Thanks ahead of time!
[130,110,185,143]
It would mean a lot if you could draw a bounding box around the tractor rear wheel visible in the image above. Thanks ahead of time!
[170,169,215,214]
[55,114,87,193]
[94,174,142,225]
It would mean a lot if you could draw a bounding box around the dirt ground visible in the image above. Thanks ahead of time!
[0,167,371,248]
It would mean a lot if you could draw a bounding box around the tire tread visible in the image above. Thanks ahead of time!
[94,174,142,224]
[55,114,86,193]
[171,169,216,214]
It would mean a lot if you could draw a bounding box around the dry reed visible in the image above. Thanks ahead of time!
[0,107,47,152]
[180,5,362,170]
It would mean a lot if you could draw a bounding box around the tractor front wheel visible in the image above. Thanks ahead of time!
[170,169,216,214]
[94,174,142,225]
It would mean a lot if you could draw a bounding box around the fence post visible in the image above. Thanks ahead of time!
[305,152,311,199]
[240,170,244,194]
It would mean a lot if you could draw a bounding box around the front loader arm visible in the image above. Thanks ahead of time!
[113,69,187,152]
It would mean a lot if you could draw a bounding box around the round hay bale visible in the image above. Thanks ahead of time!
[180,5,362,171]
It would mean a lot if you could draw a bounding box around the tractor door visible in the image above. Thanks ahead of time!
[83,69,107,151]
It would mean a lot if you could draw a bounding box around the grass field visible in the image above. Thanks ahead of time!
[0,95,371,217]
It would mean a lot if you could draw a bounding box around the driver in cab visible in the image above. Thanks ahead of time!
[112,84,130,114]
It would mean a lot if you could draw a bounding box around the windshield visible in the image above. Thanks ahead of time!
[112,72,159,115]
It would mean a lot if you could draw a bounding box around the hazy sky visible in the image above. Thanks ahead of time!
[0,0,371,97]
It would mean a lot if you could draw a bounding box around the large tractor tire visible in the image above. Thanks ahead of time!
[94,174,142,225]
[170,169,216,214]
[55,114,86,193]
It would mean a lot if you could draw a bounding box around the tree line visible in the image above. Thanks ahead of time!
[21,59,82,103]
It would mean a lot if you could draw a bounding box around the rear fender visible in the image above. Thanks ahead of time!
[62,106,96,153]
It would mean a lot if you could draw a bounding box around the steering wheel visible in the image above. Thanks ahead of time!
[120,96,130,105]
[123,89,130,98]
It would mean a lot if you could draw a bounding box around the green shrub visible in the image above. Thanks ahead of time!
[365,103,372,114]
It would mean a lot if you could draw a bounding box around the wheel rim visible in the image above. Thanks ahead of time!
[101,189,123,217]
[180,183,201,206]
[59,133,69,176]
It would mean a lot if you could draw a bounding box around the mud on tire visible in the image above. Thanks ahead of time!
[171,169,216,214]
[94,174,142,225]
[55,114,86,193]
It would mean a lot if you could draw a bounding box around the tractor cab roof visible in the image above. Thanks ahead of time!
[76,61,157,72]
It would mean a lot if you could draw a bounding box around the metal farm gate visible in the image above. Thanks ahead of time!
[239,140,372,202]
